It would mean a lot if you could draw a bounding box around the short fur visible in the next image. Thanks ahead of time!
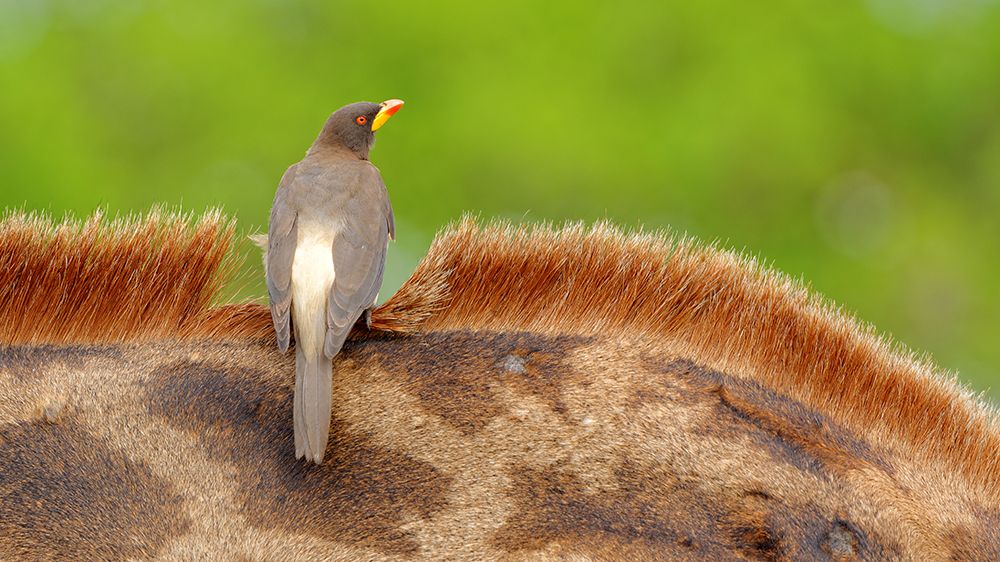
[1,209,998,560]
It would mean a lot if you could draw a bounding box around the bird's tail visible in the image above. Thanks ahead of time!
[294,344,332,463]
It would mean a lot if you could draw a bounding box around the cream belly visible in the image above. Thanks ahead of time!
[290,229,337,361]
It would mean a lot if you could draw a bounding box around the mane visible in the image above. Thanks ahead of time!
[0,208,268,345]
[2,210,998,496]
[380,218,1000,497]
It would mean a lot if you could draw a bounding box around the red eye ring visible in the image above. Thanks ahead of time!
[356,115,367,125]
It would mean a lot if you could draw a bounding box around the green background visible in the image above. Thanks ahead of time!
[1,0,997,400]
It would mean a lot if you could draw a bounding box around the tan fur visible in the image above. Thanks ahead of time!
[1,210,998,560]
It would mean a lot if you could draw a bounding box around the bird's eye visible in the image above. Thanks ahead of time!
[356,115,367,125]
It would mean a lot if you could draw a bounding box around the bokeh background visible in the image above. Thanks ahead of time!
[1,0,998,400]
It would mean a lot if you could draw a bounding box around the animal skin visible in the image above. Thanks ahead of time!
[0,209,998,561]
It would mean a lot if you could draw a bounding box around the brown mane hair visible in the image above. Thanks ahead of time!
[382,219,1000,499]
[0,208,268,344]
[2,210,998,499]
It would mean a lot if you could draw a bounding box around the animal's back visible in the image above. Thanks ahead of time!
[1,209,998,560]
[1,333,998,560]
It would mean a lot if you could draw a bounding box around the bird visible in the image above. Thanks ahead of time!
[265,99,402,463]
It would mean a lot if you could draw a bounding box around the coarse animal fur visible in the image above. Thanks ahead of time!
[0,209,997,561]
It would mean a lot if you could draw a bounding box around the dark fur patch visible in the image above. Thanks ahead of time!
[0,344,122,381]
[145,353,449,556]
[361,331,590,434]
[492,463,733,558]
[820,520,862,561]
[662,358,892,476]
[0,417,190,560]
[947,508,1000,561]
[492,356,902,559]
[493,460,896,560]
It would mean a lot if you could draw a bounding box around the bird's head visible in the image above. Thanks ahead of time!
[314,99,404,159]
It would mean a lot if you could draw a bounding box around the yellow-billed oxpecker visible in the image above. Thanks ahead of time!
[266,99,402,463]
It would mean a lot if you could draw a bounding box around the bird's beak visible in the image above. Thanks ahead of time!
[371,99,404,132]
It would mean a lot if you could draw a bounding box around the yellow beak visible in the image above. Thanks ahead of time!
[371,99,404,132]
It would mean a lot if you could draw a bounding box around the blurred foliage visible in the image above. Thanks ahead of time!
[1,0,998,400]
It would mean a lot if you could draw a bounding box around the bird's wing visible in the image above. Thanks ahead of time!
[384,180,396,240]
[324,166,393,358]
[266,165,300,353]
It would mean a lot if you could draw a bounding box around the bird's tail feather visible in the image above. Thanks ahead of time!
[294,345,332,463]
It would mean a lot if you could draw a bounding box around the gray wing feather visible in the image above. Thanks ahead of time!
[266,165,300,353]
[385,193,396,240]
[324,167,393,358]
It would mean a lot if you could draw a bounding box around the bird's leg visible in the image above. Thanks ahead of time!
[349,309,374,333]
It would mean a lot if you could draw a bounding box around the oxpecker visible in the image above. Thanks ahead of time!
[266,99,402,463]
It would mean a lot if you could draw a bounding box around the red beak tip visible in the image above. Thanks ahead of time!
[381,99,404,115]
